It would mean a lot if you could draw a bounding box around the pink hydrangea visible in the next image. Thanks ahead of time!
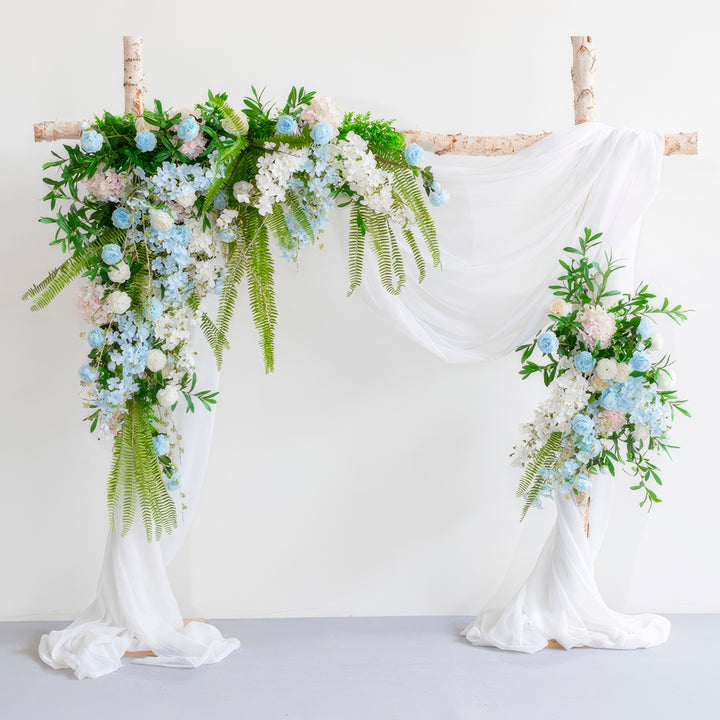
[299,96,343,128]
[180,131,208,159]
[76,282,111,324]
[596,409,625,435]
[83,167,128,203]
[580,305,616,349]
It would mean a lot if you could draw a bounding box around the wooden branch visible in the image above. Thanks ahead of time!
[664,132,698,155]
[123,35,145,117]
[571,35,597,125]
[34,120,83,143]
[576,492,591,538]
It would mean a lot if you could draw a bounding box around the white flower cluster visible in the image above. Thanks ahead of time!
[299,96,343,128]
[253,143,309,216]
[186,217,226,297]
[154,306,192,352]
[512,358,592,468]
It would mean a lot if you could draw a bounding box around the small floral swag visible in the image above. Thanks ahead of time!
[512,230,689,520]
[26,88,449,541]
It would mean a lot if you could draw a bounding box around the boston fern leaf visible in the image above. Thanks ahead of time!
[403,228,426,284]
[361,206,402,296]
[247,221,277,373]
[107,400,177,542]
[213,238,249,369]
[515,431,562,497]
[23,228,123,310]
[346,205,365,296]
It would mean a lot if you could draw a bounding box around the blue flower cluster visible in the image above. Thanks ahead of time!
[148,223,195,306]
[599,377,668,438]
[429,181,449,207]
[148,161,214,204]
[276,115,298,135]
[537,331,559,354]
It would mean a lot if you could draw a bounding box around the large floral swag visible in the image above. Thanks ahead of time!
[26,88,448,541]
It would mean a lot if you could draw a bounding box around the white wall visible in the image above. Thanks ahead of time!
[1,0,718,621]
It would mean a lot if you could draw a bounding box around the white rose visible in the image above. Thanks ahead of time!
[549,299,569,316]
[156,385,179,407]
[233,181,253,204]
[176,192,197,209]
[149,209,174,232]
[613,362,630,384]
[650,332,664,351]
[595,358,617,380]
[657,369,676,391]
[146,349,167,373]
[105,290,131,315]
[108,261,131,283]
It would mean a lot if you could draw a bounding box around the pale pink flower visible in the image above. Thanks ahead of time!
[580,305,616,349]
[299,96,343,128]
[76,282,111,324]
[596,409,625,435]
[180,131,208,159]
[83,167,128,203]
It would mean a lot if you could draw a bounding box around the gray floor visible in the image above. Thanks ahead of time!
[0,615,716,719]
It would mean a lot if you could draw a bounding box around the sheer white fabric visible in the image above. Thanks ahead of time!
[361,122,670,651]
[39,309,240,679]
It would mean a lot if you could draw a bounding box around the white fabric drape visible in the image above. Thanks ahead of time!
[39,307,240,679]
[361,122,670,651]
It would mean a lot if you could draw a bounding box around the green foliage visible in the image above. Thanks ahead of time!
[338,112,406,156]
[246,220,277,373]
[346,206,365,296]
[107,399,177,542]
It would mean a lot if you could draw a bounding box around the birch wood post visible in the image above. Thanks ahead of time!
[571,35,597,124]
[123,35,145,118]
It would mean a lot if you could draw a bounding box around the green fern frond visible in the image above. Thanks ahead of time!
[388,225,406,294]
[403,228,426,284]
[285,190,314,241]
[246,221,277,373]
[208,93,249,136]
[515,431,562,497]
[346,205,365,296]
[23,228,124,310]
[213,240,247,369]
[266,205,294,254]
[361,206,400,296]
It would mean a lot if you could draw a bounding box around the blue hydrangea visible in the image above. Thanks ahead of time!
[213,190,228,210]
[102,244,123,265]
[146,297,163,322]
[310,123,334,145]
[574,351,596,373]
[153,434,170,456]
[572,413,595,437]
[637,316,653,340]
[111,207,132,229]
[177,116,199,141]
[630,352,651,373]
[404,143,425,167]
[166,472,181,491]
[135,129,157,152]
[537,331,559,354]
[88,328,105,348]
[429,181,450,207]
[80,130,103,154]
[79,364,98,382]
[276,115,298,135]
[574,474,592,493]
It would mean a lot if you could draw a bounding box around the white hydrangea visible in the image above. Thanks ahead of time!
[299,96,343,128]
[233,181,253,204]
[254,144,309,216]
[216,208,238,230]
[154,308,192,351]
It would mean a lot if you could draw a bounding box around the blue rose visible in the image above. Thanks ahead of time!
[111,207,132,229]
[135,129,157,152]
[591,440,602,458]
[102,244,123,265]
[80,130,103,154]
[275,115,298,135]
[153,434,170,457]
[78,364,98,382]
[630,352,651,373]
[177,116,199,141]
[537,331,559,354]
[637,316,653,340]
[574,351,596,373]
[310,123,334,145]
[574,474,592,493]
[429,181,450,207]
[599,388,618,409]
[572,413,595,437]
[404,143,425,167]
[88,328,105,348]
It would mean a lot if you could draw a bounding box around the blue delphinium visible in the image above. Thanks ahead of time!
[79,364,98,382]
[88,328,105,348]
[574,351,596,373]
[153,434,170,456]
[135,129,157,152]
[537,331,559,354]
[310,123,334,145]
[102,244,123,265]
[630,352,651,373]
[404,143,424,167]
[111,207,132,229]
[276,115,298,135]
[429,181,450,207]
[177,116,199,141]
[637,316,653,340]
[80,130,103,154]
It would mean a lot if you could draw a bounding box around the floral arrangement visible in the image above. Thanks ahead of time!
[26,88,447,540]
[512,229,689,519]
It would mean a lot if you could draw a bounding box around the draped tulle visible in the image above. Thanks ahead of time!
[39,303,240,679]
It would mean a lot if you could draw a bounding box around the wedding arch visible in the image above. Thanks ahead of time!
[30,35,696,678]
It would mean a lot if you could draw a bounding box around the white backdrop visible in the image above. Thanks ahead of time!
[1,0,718,621]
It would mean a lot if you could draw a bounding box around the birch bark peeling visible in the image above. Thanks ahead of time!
[571,35,597,124]
[33,120,83,142]
[123,35,145,117]
[401,130,550,156]
[575,492,591,538]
